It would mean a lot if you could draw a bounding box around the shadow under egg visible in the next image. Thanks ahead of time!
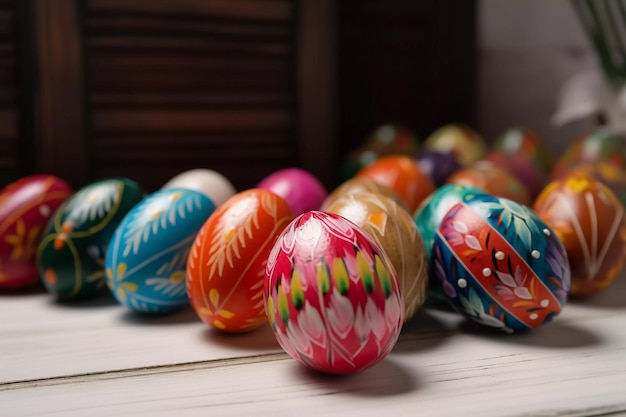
[117,304,201,325]
[457,316,604,349]
[290,356,420,397]
[201,322,281,351]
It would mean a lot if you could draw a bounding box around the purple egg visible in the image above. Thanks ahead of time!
[256,168,328,216]
[416,151,461,186]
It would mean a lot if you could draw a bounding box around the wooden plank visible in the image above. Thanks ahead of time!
[92,109,292,132]
[0,292,281,383]
[2,307,626,416]
[88,0,291,22]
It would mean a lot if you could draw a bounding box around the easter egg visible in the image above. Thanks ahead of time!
[105,189,216,313]
[433,194,570,333]
[483,151,546,198]
[339,146,381,182]
[566,161,626,207]
[446,161,531,205]
[265,211,403,374]
[38,178,144,300]
[321,177,407,212]
[162,169,236,207]
[533,173,626,297]
[187,189,293,332]
[0,175,72,289]
[423,123,486,166]
[415,150,461,187]
[414,184,486,301]
[356,155,436,214]
[551,128,626,179]
[325,192,428,321]
[256,168,328,216]
[492,127,554,173]
[364,124,420,156]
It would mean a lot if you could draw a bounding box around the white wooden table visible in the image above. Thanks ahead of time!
[2,274,626,417]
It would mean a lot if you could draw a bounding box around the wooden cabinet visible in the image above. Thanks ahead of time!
[2,0,475,191]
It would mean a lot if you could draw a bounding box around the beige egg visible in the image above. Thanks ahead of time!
[321,177,408,212]
[162,169,236,207]
[325,191,428,321]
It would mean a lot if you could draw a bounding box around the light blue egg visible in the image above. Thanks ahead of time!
[105,188,215,313]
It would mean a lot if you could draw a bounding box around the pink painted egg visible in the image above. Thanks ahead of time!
[256,168,327,216]
[265,211,404,374]
[0,175,72,289]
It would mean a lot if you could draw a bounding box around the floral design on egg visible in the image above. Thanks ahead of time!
[265,211,403,374]
[106,189,215,313]
[432,194,570,333]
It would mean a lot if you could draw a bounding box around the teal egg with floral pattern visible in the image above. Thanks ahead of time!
[414,184,485,301]
[105,188,215,314]
[432,194,570,333]
[38,178,145,300]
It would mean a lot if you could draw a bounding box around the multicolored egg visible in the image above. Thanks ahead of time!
[38,178,144,300]
[321,177,407,212]
[162,169,236,207]
[364,124,420,156]
[0,175,72,289]
[492,127,554,173]
[566,161,626,207]
[256,168,327,216]
[325,192,428,321]
[550,128,626,179]
[446,161,531,205]
[265,211,403,374]
[533,173,626,297]
[356,155,436,214]
[415,150,461,187]
[433,194,570,333]
[423,123,486,166]
[483,151,546,198]
[187,189,293,332]
[105,189,216,313]
[414,184,486,301]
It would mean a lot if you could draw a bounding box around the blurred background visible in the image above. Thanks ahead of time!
[0,0,600,191]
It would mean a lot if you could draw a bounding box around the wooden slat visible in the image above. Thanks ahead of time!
[92,131,290,146]
[32,0,87,186]
[0,108,16,138]
[90,92,291,108]
[87,35,291,56]
[297,0,336,188]
[92,109,292,132]
[88,0,291,22]
[86,16,290,40]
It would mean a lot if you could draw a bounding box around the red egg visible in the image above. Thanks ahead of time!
[0,175,72,289]
[186,189,294,332]
[356,155,435,214]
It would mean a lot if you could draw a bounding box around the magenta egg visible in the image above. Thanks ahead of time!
[264,211,404,374]
[256,168,327,216]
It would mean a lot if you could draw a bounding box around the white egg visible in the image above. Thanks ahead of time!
[161,169,236,207]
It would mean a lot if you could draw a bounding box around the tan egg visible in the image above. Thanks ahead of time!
[325,191,428,321]
[321,177,408,212]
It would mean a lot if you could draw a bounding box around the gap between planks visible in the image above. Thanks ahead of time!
[0,351,289,392]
